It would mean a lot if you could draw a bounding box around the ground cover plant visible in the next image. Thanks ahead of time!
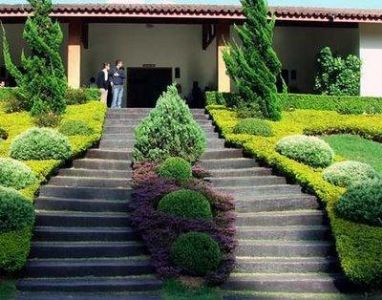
[207,105,382,287]
[322,134,382,174]
[129,162,236,285]
[133,84,206,163]
[0,95,105,273]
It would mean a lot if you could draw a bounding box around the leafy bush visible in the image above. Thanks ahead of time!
[281,93,382,115]
[84,88,101,101]
[323,161,380,188]
[158,157,192,182]
[10,127,72,160]
[0,158,36,190]
[0,127,8,140]
[59,120,95,136]
[205,91,241,107]
[65,88,87,105]
[170,232,222,276]
[336,179,382,226]
[158,189,212,220]
[134,84,206,163]
[33,112,61,127]
[315,47,361,96]
[233,118,273,136]
[0,186,35,233]
[3,93,28,113]
[276,135,334,168]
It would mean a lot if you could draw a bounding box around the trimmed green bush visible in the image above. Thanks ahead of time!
[84,88,101,101]
[65,88,87,105]
[10,127,72,160]
[158,157,192,182]
[336,179,382,226]
[0,186,35,233]
[279,93,382,115]
[134,84,206,163]
[59,120,95,136]
[0,158,36,190]
[276,135,334,168]
[233,118,273,136]
[0,127,8,140]
[323,161,380,188]
[170,232,221,275]
[158,189,212,220]
[34,112,61,128]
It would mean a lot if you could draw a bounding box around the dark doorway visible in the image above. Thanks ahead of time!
[127,67,172,107]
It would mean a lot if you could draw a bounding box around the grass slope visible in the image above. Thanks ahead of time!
[322,134,382,174]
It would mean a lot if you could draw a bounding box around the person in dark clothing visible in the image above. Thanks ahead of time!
[110,60,126,108]
[95,63,110,104]
[190,81,203,108]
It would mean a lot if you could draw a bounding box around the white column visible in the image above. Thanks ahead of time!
[360,23,382,97]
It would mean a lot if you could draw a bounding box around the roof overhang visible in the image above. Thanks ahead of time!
[0,4,381,24]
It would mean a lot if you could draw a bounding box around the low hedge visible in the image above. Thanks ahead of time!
[205,91,382,115]
[0,100,106,272]
[207,106,382,287]
[233,118,273,137]
[59,120,95,136]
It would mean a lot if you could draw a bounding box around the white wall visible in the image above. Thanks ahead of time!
[273,26,359,93]
[83,24,217,100]
[360,24,382,97]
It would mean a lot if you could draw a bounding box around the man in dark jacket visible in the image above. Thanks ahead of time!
[110,59,126,108]
[96,63,110,104]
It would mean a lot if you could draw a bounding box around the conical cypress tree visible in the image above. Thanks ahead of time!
[2,0,67,116]
[224,0,282,121]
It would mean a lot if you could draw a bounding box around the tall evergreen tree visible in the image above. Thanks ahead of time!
[223,0,282,121]
[2,0,67,116]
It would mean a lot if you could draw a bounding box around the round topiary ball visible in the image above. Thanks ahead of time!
[158,189,212,220]
[170,232,221,276]
[276,135,334,168]
[336,179,382,226]
[10,127,72,160]
[157,157,192,182]
[0,158,37,190]
[59,120,95,136]
[0,186,35,233]
[323,161,380,188]
[233,118,273,137]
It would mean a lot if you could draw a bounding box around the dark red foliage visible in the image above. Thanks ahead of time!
[128,163,237,285]
[192,163,211,179]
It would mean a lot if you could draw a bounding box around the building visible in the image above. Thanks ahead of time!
[1,3,382,107]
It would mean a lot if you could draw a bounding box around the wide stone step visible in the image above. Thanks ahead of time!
[105,117,211,124]
[200,149,243,160]
[219,184,302,196]
[208,167,271,177]
[23,257,154,278]
[35,210,130,227]
[99,138,224,149]
[102,131,218,140]
[236,225,330,241]
[17,276,161,292]
[35,197,129,212]
[59,168,132,178]
[223,273,349,293]
[235,194,319,213]
[236,240,335,257]
[39,186,132,200]
[207,176,286,187]
[30,241,147,258]
[86,149,132,160]
[49,176,131,188]
[236,210,326,226]
[235,257,340,273]
[104,125,215,134]
[33,226,138,242]
[199,158,258,169]
[72,159,132,170]
[16,292,161,300]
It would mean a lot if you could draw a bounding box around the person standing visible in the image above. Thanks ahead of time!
[96,63,110,104]
[110,59,126,109]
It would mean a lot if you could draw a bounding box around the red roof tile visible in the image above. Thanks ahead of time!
[0,4,382,23]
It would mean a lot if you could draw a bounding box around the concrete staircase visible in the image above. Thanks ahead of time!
[194,111,355,298]
[16,108,163,300]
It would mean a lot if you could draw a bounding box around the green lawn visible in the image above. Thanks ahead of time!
[322,134,382,174]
